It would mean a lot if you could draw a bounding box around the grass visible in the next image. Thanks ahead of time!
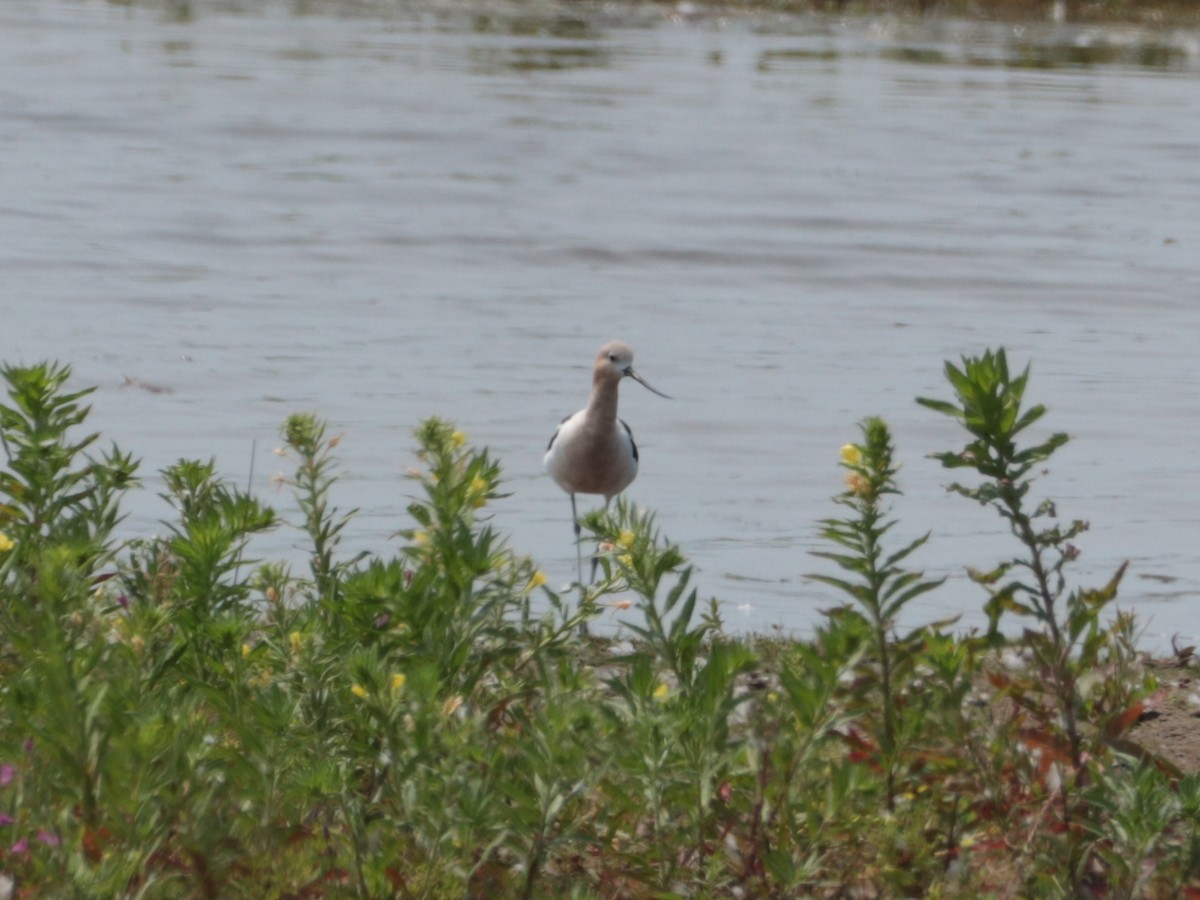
[1,351,1198,898]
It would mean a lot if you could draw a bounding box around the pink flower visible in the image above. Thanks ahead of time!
[0,764,14,787]
[36,829,60,846]
[0,814,13,826]
[10,837,28,855]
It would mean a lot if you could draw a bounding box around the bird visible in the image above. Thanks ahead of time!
[544,341,669,588]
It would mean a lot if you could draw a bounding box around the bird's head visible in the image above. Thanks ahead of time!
[595,341,670,398]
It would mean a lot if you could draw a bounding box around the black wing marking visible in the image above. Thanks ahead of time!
[546,413,571,452]
[620,418,638,462]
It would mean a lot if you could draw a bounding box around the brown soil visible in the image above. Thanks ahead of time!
[1130,662,1200,775]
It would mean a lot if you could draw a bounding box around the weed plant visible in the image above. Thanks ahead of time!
[0,354,1195,897]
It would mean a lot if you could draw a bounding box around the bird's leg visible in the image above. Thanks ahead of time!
[571,494,590,636]
[570,493,584,589]
[588,497,612,585]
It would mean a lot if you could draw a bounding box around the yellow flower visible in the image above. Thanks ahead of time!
[242,642,252,658]
[0,532,12,553]
[766,691,779,704]
[289,631,303,655]
[451,430,467,448]
[616,530,635,550]
[652,682,670,700]
[618,554,633,568]
[412,530,429,545]
[442,695,464,717]
[840,444,862,466]
[351,684,368,699]
[468,475,489,508]
[391,673,407,693]
[526,570,548,591]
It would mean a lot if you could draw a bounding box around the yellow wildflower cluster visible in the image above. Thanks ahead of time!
[468,475,489,509]
[600,532,633,568]
[350,675,406,700]
[0,532,13,554]
[840,443,873,498]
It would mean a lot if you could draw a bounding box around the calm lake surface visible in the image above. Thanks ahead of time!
[4,0,1200,648]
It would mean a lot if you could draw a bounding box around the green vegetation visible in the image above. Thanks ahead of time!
[1,352,1196,897]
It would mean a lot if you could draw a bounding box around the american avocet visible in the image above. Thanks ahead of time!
[545,341,669,587]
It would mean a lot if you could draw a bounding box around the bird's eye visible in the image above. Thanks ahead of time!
[608,354,618,362]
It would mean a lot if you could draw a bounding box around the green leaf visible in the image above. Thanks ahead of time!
[943,359,973,399]
[881,577,947,619]
[1078,561,1128,608]
[915,397,963,418]
[809,550,869,574]
[881,532,931,569]
[984,590,1037,620]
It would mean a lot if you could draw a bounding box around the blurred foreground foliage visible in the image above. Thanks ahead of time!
[1,354,1198,898]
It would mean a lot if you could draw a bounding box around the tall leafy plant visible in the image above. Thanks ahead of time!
[0,363,138,841]
[918,348,1148,889]
[809,417,946,812]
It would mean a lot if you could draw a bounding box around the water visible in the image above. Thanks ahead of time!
[4,0,1200,649]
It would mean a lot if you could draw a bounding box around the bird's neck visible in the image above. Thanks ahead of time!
[586,379,619,424]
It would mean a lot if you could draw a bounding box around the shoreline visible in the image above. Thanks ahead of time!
[136,0,1200,27]
[703,0,1200,25]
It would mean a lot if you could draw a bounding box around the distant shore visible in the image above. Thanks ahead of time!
[689,0,1200,24]
[157,0,1200,27]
